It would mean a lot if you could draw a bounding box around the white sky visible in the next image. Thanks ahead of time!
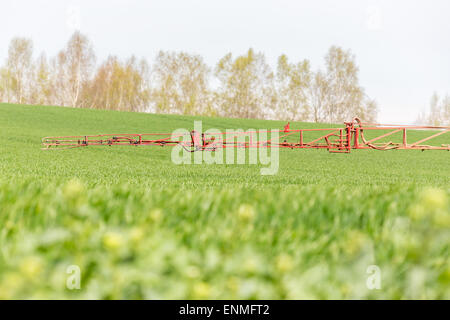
[1,0,450,123]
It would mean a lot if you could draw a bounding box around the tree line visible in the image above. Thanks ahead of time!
[0,31,378,123]
[417,93,450,126]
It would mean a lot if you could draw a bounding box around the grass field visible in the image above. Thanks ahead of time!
[0,103,449,299]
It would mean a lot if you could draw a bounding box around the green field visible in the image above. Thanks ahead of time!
[0,103,449,299]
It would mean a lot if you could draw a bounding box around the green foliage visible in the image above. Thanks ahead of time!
[0,103,449,299]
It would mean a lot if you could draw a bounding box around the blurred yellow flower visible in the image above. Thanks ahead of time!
[193,282,211,299]
[0,273,23,299]
[238,204,255,221]
[409,188,449,226]
[226,276,239,293]
[63,179,84,200]
[343,230,369,256]
[409,203,426,221]
[103,232,124,250]
[5,220,14,231]
[276,254,293,273]
[421,188,447,209]
[130,227,144,243]
[433,209,450,228]
[150,209,163,223]
[20,256,43,278]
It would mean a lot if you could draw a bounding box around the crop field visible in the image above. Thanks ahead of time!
[0,103,449,299]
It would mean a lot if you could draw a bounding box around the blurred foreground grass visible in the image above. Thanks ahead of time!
[0,180,448,299]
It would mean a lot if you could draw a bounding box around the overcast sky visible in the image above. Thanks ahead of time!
[1,0,449,123]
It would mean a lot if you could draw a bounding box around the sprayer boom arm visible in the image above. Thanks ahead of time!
[42,118,450,153]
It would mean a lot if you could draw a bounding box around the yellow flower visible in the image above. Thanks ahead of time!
[409,203,426,221]
[238,204,255,221]
[421,188,447,210]
[226,277,239,293]
[130,227,144,243]
[103,232,124,250]
[343,230,369,256]
[433,209,450,228]
[63,179,84,200]
[150,209,163,223]
[20,256,43,278]
[5,220,14,231]
[193,282,211,299]
[0,273,23,299]
[276,254,294,273]
[409,188,449,226]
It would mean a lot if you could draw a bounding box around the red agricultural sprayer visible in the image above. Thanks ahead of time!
[42,117,450,153]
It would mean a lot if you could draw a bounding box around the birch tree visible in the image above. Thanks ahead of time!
[215,49,275,119]
[5,37,33,104]
[442,95,450,125]
[0,67,11,102]
[151,51,211,115]
[59,31,95,108]
[323,46,363,122]
[276,54,311,121]
[30,53,52,105]
[309,70,329,123]
[420,93,450,126]
[88,55,150,111]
